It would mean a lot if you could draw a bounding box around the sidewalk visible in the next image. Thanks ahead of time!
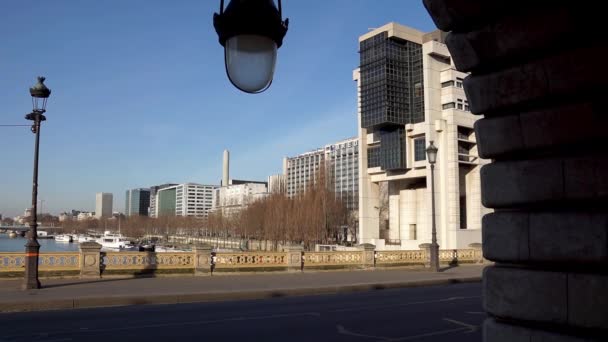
[0,265,484,312]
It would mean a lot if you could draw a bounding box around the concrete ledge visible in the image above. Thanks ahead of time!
[0,276,481,313]
[484,318,602,342]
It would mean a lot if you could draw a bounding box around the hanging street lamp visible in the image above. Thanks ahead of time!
[426,141,440,272]
[213,0,288,93]
[23,76,51,290]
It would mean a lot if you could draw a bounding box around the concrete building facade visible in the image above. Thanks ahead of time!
[355,23,489,250]
[94,193,113,219]
[124,188,151,217]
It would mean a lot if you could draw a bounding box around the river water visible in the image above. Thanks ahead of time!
[0,234,80,252]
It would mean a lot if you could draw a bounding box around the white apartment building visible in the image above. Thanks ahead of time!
[285,137,359,210]
[175,183,217,217]
[355,23,490,250]
[212,181,268,216]
[95,193,113,219]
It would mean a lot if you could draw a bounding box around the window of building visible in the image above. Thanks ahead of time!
[414,137,426,161]
[442,102,455,110]
[414,82,422,97]
[456,81,463,88]
[441,80,454,88]
[457,103,463,110]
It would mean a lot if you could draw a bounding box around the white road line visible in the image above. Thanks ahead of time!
[443,318,479,333]
[336,325,392,341]
[336,325,469,341]
[331,296,481,313]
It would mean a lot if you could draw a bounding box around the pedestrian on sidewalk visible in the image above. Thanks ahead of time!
[300,252,305,272]
[210,251,217,276]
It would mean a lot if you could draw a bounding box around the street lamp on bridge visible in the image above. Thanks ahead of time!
[213,0,289,93]
[426,141,440,272]
[23,76,51,290]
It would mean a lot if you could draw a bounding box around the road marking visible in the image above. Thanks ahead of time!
[331,296,481,313]
[443,318,479,333]
[336,325,470,341]
[337,325,392,341]
[465,311,486,315]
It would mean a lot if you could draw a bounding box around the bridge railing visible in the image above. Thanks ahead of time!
[0,243,485,278]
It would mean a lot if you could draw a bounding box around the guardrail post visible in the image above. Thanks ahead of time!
[79,242,102,279]
[285,245,304,272]
[194,245,213,276]
[358,243,376,269]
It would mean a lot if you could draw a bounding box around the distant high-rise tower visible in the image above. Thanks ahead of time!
[95,193,113,219]
[125,188,151,216]
[222,149,230,186]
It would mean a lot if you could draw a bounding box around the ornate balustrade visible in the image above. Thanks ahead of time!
[215,252,286,268]
[0,252,80,272]
[376,250,426,265]
[1,245,485,277]
[304,251,363,266]
[102,252,194,270]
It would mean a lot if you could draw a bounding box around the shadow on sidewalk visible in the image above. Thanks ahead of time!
[41,276,143,289]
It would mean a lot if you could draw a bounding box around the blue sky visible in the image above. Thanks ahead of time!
[0,1,436,217]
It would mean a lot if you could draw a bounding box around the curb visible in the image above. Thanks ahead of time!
[0,276,481,313]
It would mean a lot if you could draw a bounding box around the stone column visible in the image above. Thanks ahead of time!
[358,243,376,268]
[79,242,102,279]
[194,245,213,276]
[424,1,608,340]
[285,245,304,272]
[418,243,431,268]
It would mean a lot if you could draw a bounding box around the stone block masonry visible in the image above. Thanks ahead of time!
[423,0,608,340]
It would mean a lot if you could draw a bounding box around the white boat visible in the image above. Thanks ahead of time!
[54,234,73,243]
[76,234,96,243]
[97,231,133,250]
[154,245,189,253]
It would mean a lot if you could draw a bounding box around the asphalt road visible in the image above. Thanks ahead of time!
[0,283,484,342]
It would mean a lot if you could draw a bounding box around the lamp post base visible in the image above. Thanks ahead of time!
[22,240,41,290]
[429,243,440,272]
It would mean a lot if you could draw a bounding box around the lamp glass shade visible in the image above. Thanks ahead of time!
[225,34,277,93]
[426,142,438,164]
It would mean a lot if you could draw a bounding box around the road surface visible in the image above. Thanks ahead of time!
[0,283,484,342]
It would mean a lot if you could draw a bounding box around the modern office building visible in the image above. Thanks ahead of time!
[285,137,359,210]
[175,183,217,217]
[125,188,151,217]
[95,193,113,219]
[149,183,177,218]
[154,183,217,218]
[354,23,489,250]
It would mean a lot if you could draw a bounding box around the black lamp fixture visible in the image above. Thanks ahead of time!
[23,76,51,290]
[426,141,438,165]
[213,0,288,93]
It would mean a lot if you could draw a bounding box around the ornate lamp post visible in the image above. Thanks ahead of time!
[213,0,288,93]
[426,141,440,272]
[23,76,51,290]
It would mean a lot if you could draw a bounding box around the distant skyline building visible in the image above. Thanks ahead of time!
[125,188,151,217]
[95,192,113,219]
[285,137,359,210]
[267,174,287,194]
